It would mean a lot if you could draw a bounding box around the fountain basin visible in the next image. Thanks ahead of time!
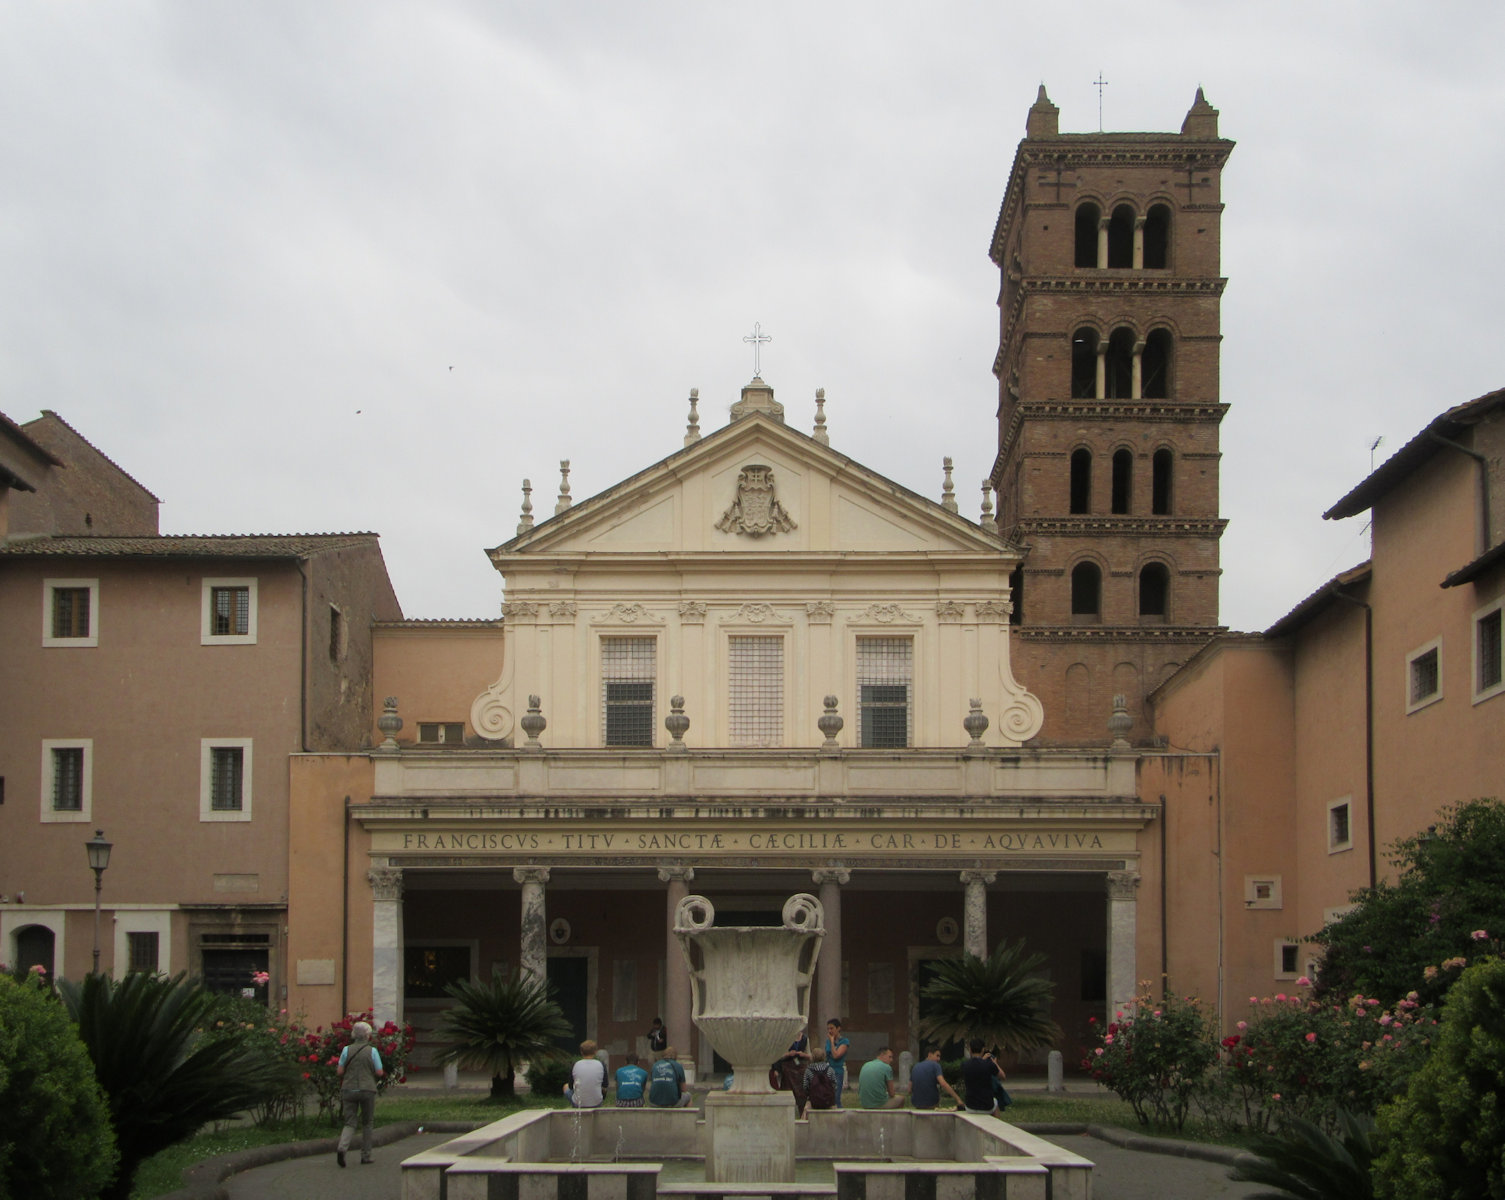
[400,1107,1093,1200]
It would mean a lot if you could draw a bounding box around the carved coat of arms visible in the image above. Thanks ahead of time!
[716,464,796,537]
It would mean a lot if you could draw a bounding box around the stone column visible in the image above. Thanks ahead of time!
[514,866,550,983]
[658,866,695,1054]
[1096,217,1109,270]
[811,867,849,1024]
[1095,341,1107,400]
[959,870,995,959]
[1131,341,1145,400]
[1132,216,1146,270]
[1105,871,1141,1016]
[368,865,404,1027]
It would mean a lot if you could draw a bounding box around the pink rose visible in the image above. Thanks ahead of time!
[1275,993,1287,1002]
[1094,1047,1104,1056]
[1305,1032,1317,1043]
[1295,976,1312,987]
[1472,930,1488,940]
[1236,1020,1247,1030]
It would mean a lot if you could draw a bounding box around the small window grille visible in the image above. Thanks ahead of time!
[729,636,784,746]
[210,747,244,811]
[52,587,91,638]
[211,587,250,636]
[128,931,160,973]
[1280,944,1300,974]
[418,722,465,744]
[1329,802,1351,850]
[1479,608,1502,692]
[857,637,912,748]
[1410,647,1440,706]
[603,637,655,747]
[52,747,84,811]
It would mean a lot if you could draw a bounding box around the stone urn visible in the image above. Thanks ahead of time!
[673,893,824,1095]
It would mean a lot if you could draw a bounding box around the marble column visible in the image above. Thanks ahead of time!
[1131,341,1145,400]
[1096,217,1109,270]
[1105,870,1141,1016]
[1132,216,1146,270]
[369,865,404,1027]
[514,866,550,983]
[959,870,995,959]
[658,866,695,1055]
[1095,342,1108,400]
[811,867,848,1025]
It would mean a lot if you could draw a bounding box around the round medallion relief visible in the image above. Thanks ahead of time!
[549,918,571,945]
[936,917,959,946]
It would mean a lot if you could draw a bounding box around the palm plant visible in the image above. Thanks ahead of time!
[432,969,574,1099]
[60,971,293,1200]
[1229,1109,1376,1200]
[918,939,1058,1053]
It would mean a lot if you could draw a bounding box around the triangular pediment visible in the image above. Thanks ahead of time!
[490,412,1005,564]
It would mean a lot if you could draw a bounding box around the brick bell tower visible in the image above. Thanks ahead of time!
[989,87,1234,745]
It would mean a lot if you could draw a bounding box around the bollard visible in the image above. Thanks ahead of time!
[1047,1049,1064,1092]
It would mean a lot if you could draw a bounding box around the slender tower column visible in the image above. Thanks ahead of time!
[1096,216,1109,269]
[1105,870,1141,1016]
[811,867,849,1024]
[514,866,550,983]
[1131,341,1145,400]
[659,866,695,1054]
[1132,216,1146,270]
[368,865,404,1026]
[1095,342,1108,400]
[959,870,996,959]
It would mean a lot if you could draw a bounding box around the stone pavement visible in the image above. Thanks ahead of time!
[203,1125,1264,1200]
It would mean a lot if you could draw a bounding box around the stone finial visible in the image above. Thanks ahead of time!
[665,695,690,751]
[980,480,995,528]
[730,377,784,423]
[1027,83,1060,138]
[685,388,701,446]
[1180,86,1220,138]
[555,460,572,515]
[1108,693,1133,750]
[516,479,534,536]
[964,699,989,748]
[812,388,829,446]
[377,696,403,751]
[520,694,547,750]
[818,695,844,749]
[941,457,958,513]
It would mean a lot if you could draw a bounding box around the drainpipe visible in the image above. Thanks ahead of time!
[1428,432,1492,556]
[296,558,311,753]
[341,794,351,1017]
[1331,589,1377,888]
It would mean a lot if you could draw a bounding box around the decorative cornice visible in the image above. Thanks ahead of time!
[1019,276,1226,297]
[936,600,967,623]
[1015,626,1223,643]
[851,603,922,625]
[805,601,835,624]
[678,601,707,624]
[368,866,404,901]
[976,599,1014,621]
[548,601,577,619]
[995,401,1228,469]
[592,603,662,625]
[1011,516,1228,536]
[1106,870,1142,900]
[725,602,790,625]
[501,601,539,620]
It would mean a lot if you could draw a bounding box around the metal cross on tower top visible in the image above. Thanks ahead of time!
[1093,72,1109,132]
[743,322,772,377]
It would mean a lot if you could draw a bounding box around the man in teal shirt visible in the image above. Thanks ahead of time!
[615,1051,649,1107]
[858,1047,903,1109]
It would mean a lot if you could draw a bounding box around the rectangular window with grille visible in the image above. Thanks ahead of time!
[1478,606,1503,697]
[602,637,655,747]
[210,747,244,811]
[211,587,250,636]
[52,587,91,638]
[128,931,160,973]
[1406,641,1441,711]
[729,635,784,746]
[52,747,84,811]
[857,636,912,748]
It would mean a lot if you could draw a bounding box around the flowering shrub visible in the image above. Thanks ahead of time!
[297,1010,416,1125]
[1218,979,1433,1132]
[201,995,307,1125]
[1081,990,1217,1129]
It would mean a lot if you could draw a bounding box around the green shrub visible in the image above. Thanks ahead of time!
[1373,956,1505,1199]
[200,995,306,1126]
[295,1011,416,1125]
[0,972,117,1200]
[525,1056,572,1098]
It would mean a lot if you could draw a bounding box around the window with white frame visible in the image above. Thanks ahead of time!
[602,637,655,747]
[1405,639,1441,712]
[43,579,99,647]
[116,911,171,975]
[1327,797,1353,853]
[728,635,784,747]
[201,578,257,645]
[1244,875,1283,910]
[857,636,912,748]
[418,722,465,744]
[200,739,253,821]
[40,740,92,823]
[1475,600,1503,703]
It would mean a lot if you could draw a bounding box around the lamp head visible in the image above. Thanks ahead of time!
[85,829,112,874]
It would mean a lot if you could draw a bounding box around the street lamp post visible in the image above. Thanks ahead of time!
[85,829,112,976]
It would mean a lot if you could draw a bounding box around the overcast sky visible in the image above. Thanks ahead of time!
[3,2,1502,630]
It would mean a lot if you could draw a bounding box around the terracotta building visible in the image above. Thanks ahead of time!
[0,409,402,993]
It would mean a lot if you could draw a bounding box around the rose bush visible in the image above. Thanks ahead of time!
[1081,990,1217,1129]
[297,1010,416,1125]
